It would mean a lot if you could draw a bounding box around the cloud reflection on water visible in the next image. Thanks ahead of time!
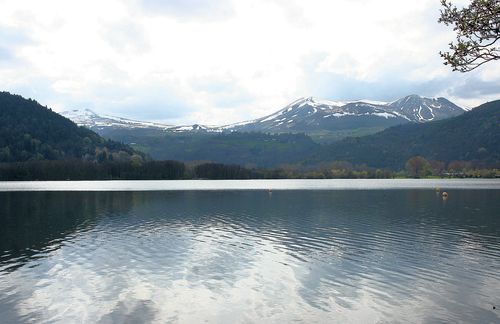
[0,190,499,323]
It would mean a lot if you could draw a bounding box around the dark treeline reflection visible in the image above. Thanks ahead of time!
[0,191,138,272]
[0,160,186,180]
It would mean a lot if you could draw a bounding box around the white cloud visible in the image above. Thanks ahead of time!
[0,0,498,124]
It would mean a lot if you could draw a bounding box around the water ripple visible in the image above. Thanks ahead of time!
[0,190,499,323]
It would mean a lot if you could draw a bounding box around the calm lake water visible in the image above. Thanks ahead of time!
[0,180,499,323]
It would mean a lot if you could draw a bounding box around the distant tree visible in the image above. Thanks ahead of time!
[429,160,446,175]
[438,0,500,72]
[130,154,143,167]
[0,147,12,162]
[405,156,432,178]
[447,160,473,172]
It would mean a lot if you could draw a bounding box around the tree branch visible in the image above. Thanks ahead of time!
[439,0,500,72]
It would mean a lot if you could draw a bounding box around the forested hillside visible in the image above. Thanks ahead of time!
[0,92,141,163]
[98,129,320,168]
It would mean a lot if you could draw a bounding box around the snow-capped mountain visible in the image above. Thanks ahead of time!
[60,109,174,130]
[221,95,465,134]
[60,109,220,133]
[221,97,406,133]
[60,95,466,138]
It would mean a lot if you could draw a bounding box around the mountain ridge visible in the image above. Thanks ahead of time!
[61,95,466,139]
[222,95,465,134]
[61,108,174,130]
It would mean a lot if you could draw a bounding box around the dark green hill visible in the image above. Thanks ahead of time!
[99,128,319,168]
[0,92,140,163]
[313,100,500,169]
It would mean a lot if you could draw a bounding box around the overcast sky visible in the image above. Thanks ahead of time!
[1,0,499,125]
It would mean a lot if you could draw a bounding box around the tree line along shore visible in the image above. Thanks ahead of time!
[0,157,498,181]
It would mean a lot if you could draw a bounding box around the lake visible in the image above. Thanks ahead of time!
[0,180,499,323]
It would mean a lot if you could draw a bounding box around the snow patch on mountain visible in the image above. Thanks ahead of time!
[61,109,174,130]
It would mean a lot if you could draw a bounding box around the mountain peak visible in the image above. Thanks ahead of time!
[289,96,346,109]
[389,94,465,122]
